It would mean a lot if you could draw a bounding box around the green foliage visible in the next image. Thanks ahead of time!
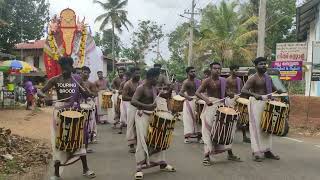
[265,0,296,54]
[94,0,132,32]
[94,29,121,57]
[131,20,164,64]
[196,1,257,67]
[0,0,49,53]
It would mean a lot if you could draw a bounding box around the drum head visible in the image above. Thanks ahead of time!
[218,107,238,115]
[268,100,287,107]
[61,111,84,118]
[173,95,185,101]
[156,111,174,120]
[80,104,92,110]
[236,98,249,105]
[103,92,113,96]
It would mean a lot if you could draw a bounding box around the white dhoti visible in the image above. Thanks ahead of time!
[120,100,129,125]
[248,97,272,156]
[182,98,200,138]
[112,90,119,119]
[84,98,97,139]
[135,110,166,171]
[96,90,108,122]
[52,102,86,173]
[200,97,232,156]
[126,103,137,146]
[225,97,236,108]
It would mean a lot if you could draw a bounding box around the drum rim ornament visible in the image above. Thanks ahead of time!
[211,105,239,145]
[56,107,86,152]
[146,110,176,152]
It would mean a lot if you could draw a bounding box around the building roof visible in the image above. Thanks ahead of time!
[15,40,46,50]
[296,0,320,41]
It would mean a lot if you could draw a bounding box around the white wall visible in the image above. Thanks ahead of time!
[305,4,320,96]
[39,55,45,71]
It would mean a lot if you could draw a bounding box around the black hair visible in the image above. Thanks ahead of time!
[58,56,73,67]
[154,64,162,68]
[82,66,91,73]
[253,57,267,66]
[186,66,195,73]
[146,68,160,79]
[209,62,221,68]
[229,64,239,71]
[129,67,140,74]
[203,69,211,75]
[97,71,103,74]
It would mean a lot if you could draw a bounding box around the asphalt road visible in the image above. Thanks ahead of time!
[49,121,320,180]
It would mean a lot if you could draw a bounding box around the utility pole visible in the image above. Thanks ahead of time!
[257,0,267,57]
[183,0,196,66]
[156,38,160,60]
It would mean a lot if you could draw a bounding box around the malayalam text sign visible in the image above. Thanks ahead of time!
[276,42,307,61]
[271,61,303,81]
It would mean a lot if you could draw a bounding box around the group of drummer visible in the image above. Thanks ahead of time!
[41,56,288,180]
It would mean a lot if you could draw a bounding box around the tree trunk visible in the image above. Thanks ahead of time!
[112,23,115,74]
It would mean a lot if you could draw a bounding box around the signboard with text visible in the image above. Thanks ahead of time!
[276,42,307,61]
[271,61,303,81]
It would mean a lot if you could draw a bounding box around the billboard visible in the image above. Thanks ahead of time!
[276,42,307,61]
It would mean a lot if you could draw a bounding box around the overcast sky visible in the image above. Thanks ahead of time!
[48,0,213,65]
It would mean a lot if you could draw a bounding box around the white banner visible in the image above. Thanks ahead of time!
[276,42,307,61]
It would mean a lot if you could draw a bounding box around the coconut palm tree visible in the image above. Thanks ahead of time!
[195,1,258,67]
[94,0,132,73]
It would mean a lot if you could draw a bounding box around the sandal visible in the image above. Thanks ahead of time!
[228,155,242,162]
[184,138,191,144]
[83,170,96,179]
[243,138,251,143]
[135,171,143,180]
[129,147,136,153]
[198,139,204,144]
[265,152,280,160]
[50,176,62,180]
[87,148,94,153]
[160,164,176,172]
[202,158,211,166]
[253,156,263,162]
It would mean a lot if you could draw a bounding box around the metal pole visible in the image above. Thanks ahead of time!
[187,0,195,66]
[257,0,267,57]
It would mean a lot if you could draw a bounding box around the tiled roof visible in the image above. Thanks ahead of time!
[15,40,46,50]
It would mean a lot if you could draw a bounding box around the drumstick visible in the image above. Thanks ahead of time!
[209,93,242,105]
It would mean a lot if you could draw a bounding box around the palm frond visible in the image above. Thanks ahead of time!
[93,0,108,9]
[95,13,109,23]
[115,0,128,9]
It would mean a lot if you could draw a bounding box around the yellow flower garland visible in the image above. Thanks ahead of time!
[78,28,87,67]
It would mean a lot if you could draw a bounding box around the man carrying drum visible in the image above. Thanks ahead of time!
[81,66,98,146]
[225,64,251,143]
[39,57,96,179]
[123,67,141,153]
[241,57,282,162]
[179,66,202,144]
[111,67,126,126]
[94,71,110,124]
[131,68,175,180]
[196,62,241,166]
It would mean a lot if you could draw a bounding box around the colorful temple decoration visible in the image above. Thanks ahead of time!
[43,8,96,78]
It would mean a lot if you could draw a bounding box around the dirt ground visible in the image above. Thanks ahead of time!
[0,107,52,180]
[289,95,320,131]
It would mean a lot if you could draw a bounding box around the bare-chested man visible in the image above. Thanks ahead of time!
[39,57,95,179]
[95,71,109,91]
[196,62,241,166]
[225,64,251,143]
[112,67,126,124]
[94,71,110,124]
[122,67,141,152]
[241,57,282,162]
[179,66,202,143]
[131,68,175,180]
[81,66,98,146]
[118,71,132,134]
